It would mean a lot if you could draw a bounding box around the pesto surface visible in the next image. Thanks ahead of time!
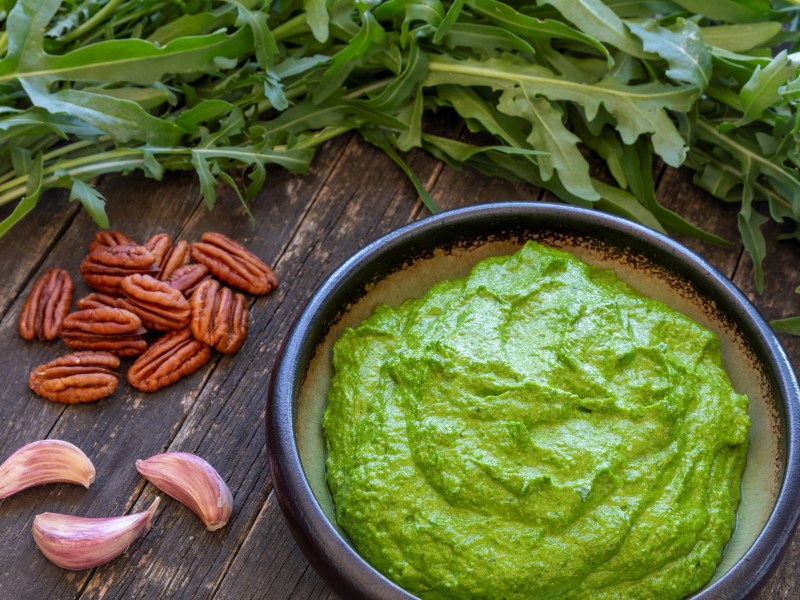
[322,241,750,600]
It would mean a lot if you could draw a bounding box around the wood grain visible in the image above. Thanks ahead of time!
[0,128,797,600]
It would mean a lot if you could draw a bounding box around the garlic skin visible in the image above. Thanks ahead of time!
[0,440,96,500]
[32,497,160,570]
[136,452,232,531]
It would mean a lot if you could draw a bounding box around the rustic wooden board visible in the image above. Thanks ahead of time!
[0,129,798,600]
[0,191,79,318]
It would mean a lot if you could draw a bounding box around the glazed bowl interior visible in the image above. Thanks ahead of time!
[270,202,799,599]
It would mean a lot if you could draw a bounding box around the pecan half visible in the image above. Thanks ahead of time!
[190,279,249,354]
[144,232,172,265]
[117,274,191,331]
[161,242,191,280]
[80,244,159,294]
[59,307,147,357]
[190,232,278,295]
[76,292,120,310]
[164,263,210,297]
[19,268,74,341]
[144,234,192,280]
[88,231,137,253]
[29,351,120,404]
[127,328,212,392]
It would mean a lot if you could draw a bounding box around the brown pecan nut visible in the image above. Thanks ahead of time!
[145,234,191,280]
[88,231,137,253]
[117,274,191,331]
[59,307,147,357]
[127,328,212,392]
[190,232,278,295]
[160,240,191,280]
[80,244,159,294]
[190,279,249,354]
[144,233,172,266]
[29,351,120,404]
[164,263,210,297]
[76,292,120,310]
[19,268,74,341]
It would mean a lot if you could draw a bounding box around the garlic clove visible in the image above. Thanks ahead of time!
[135,452,232,531]
[0,440,96,500]
[32,497,160,570]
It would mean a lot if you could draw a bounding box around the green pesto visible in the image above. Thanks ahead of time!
[322,241,750,600]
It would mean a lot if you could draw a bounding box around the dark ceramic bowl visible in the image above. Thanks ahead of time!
[267,202,800,599]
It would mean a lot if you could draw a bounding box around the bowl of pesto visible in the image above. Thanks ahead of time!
[267,202,800,600]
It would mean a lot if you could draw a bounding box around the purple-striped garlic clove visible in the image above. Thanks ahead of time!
[32,497,160,570]
[135,452,232,531]
[0,440,96,500]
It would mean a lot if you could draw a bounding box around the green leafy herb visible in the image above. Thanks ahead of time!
[0,0,798,299]
[772,286,800,336]
[771,316,800,335]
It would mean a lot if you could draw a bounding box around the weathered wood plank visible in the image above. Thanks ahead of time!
[215,491,336,600]
[0,191,79,319]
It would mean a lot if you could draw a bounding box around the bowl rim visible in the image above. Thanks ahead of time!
[267,201,800,600]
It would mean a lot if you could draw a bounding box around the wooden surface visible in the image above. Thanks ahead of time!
[0,122,799,599]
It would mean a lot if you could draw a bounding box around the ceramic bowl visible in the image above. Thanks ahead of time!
[267,202,800,599]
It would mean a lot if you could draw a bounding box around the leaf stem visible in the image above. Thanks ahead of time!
[59,0,126,44]
[271,13,310,40]
[426,56,694,104]
[0,151,151,207]
[294,125,354,149]
[0,138,314,207]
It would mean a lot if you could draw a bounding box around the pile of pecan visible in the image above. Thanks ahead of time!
[21,231,277,403]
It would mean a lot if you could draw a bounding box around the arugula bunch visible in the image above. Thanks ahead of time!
[1,0,798,292]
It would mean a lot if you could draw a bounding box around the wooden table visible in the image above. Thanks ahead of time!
[1,123,798,599]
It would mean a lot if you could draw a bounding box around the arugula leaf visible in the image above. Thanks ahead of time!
[1,5,253,86]
[699,22,781,52]
[313,10,386,104]
[433,0,463,43]
[192,150,218,211]
[142,150,164,180]
[465,0,609,58]
[422,133,546,162]
[540,0,644,57]
[441,23,537,56]
[671,0,774,23]
[361,40,428,111]
[497,89,598,199]
[738,183,769,293]
[0,151,43,237]
[229,0,278,69]
[69,177,109,228]
[425,55,692,166]
[593,179,667,233]
[771,317,800,335]
[628,18,711,90]
[725,50,796,129]
[21,79,185,144]
[305,0,330,43]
